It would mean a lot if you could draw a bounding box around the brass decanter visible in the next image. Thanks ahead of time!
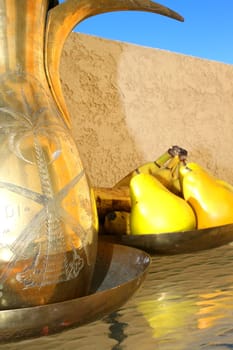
[0,0,183,309]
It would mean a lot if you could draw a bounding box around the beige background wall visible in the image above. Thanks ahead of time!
[60,32,233,187]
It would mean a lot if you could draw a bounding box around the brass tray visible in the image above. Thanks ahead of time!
[100,223,233,255]
[0,242,150,343]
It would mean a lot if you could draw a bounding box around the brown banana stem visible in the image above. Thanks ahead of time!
[93,186,131,218]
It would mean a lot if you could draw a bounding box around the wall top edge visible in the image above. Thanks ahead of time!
[72,31,233,68]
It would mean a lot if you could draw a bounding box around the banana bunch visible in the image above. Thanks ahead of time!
[96,145,188,235]
[114,145,187,194]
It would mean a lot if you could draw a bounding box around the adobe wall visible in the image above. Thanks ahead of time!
[60,32,233,187]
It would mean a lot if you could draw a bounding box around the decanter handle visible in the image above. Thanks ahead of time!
[45,0,183,128]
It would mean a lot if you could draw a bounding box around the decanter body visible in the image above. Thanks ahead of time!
[0,0,97,309]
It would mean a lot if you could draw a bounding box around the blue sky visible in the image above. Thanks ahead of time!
[68,0,233,65]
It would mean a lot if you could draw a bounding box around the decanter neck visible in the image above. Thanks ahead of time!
[0,0,50,79]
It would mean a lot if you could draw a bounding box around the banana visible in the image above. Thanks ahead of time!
[114,145,188,189]
[113,149,171,188]
[152,154,182,195]
[113,146,185,188]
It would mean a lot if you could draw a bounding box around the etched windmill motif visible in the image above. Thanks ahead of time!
[0,72,96,308]
[0,72,94,288]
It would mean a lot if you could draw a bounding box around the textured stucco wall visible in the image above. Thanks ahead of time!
[60,32,233,187]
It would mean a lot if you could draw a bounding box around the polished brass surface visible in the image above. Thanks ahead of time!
[2,243,233,348]
[0,0,183,309]
[100,223,233,254]
[0,241,151,343]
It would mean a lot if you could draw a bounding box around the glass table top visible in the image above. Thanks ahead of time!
[3,242,233,350]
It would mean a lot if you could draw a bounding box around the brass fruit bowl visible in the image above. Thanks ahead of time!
[94,188,233,254]
[100,224,233,255]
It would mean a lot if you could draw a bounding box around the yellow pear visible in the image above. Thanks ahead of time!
[216,179,233,193]
[179,164,233,229]
[129,173,196,235]
[184,162,233,193]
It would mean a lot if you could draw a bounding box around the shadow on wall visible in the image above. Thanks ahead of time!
[60,32,233,187]
[60,32,145,188]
